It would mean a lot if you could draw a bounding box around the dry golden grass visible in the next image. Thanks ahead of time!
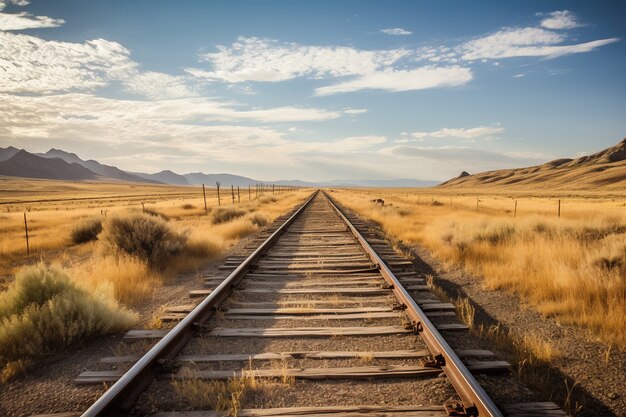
[332,188,626,348]
[0,264,137,380]
[1,178,310,306]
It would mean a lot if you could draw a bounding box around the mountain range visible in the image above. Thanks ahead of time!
[440,137,626,191]
[0,146,437,187]
[2,138,623,189]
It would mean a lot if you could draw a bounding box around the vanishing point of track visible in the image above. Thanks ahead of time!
[72,190,566,417]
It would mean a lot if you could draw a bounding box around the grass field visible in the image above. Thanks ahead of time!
[332,188,626,349]
[0,177,309,378]
[0,177,310,298]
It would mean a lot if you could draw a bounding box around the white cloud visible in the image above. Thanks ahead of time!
[460,27,618,60]
[314,66,472,95]
[123,71,197,99]
[0,32,136,93]
[540,10,582,30]
[0,1,64,31]
[381,28,412,36]
[410,125,505,140]
[188,37,410,83]
[344,108,368,115]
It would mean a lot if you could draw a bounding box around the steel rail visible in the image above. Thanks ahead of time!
[324,191,504,417]
[81,190,319,417]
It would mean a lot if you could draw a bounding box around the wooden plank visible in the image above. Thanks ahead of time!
[225,307,396,315]
[237,288,392,295]
[100,349,495,364]
[253,263,376,270]
[228,298,397,307]
[251,268,380,275]
[465,361,511,373]
[405,285,430,291]
[208,326,412,337]
[76,370,124,384]
[225,312,404,320]
[173,365,443,381]
[502,402,568,417]
[124,329,169,340]
[223,280,387,289]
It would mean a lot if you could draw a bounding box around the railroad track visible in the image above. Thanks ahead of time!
[48,191,567,417]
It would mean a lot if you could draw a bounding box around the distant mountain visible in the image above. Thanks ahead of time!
[0,150,98,180]
[440,137,626,191]
[184,172,259,186]
[1,145,439,188]
[0,146,20,162]
[133,170,190,185]
[38,148,160,184]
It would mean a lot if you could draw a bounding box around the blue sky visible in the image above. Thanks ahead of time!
[0,0,624,181]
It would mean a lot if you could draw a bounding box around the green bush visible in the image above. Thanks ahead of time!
[211,207,246,225]
[70,218,103,244]
[0,265,137,378]
[103,214,188,269]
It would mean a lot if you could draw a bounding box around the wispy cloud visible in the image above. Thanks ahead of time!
[409,125,505,140]
[344,108,368,115]
[539,10,583,30]
[0,0,64,30]
[314,66,472,95]
[188,37,410,83]
[381,27,412,36]
[459,27,618,60]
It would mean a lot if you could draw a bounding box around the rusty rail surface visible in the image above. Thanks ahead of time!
[80,190,319,417]
[324,191,503,417]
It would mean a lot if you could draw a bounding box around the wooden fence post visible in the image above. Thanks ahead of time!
[202,184,208,214]
[248,185,251,201]
[272,184,275,194]
[231,185,235,204]
[23,212,30,255]
[216,182,221,206]
[514,200,517,218]
[237,186,240,203]
[558,199,561,218]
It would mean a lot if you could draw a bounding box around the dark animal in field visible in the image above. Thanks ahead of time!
[371,198,385,206]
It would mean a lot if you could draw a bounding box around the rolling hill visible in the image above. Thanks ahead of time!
[38,149,160,184]
[439,138,626,191]
[0,150,99,181]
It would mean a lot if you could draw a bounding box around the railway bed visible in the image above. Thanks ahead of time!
[37,191,567,417]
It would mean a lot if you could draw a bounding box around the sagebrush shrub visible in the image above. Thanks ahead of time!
[103,214,189,269]
[70,218,103,244]
[248,213,268,227]
[257,195,277,204]
[0,265,136,378]
[211,207,246,225]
